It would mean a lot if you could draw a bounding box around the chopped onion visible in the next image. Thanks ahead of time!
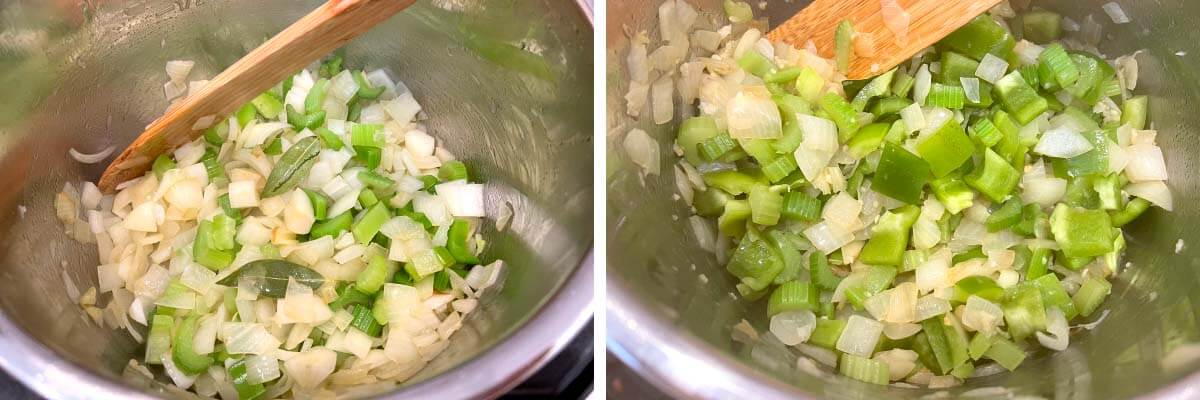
[1117,52,1140,92]
[382,92,422,124]
[1125,181,1173,211]
[284,348,337,390]
[651,76,675,125]
[238,122,288,149]
[962,296,1004,334]
[921,107,954,137]
[913,65,932,105]
[623,128,660,176]
[1103,2,1131,24]
[1124,144,1168,182]
[836,315,883,358]
[804,221,854,255]
[879,0,911,46]
[874,349,918,381]
[960,77,981,103]
[69,146,115,164]
[726,88,782,139]
[1014,40,1045,66]
[1108,140,1129,173]
[916,249,951,292]
[627,37,649,83]
[221,322,282,355]
[770,310,816,345]
[900,103,925,133]
[916,296,951,321]
[1036,308,1070,351]
[1035,127,1093,158]
[161,353,197,389]
[1021,176,1068,207]
[883,322,922,340]
[165,60,195,83]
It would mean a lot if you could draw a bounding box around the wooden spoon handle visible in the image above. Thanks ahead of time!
[99,0,415,192]
[766,0,1003,80]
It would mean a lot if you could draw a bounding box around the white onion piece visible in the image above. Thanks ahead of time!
[284,348,336,390]
[770,310,816,346]
[1125,181,1173,211]
[915,296,951,321]
[1014,40,1045,66]
[651,76,675,125]
[435,181,485,217]
[726,88,782,139]
[913,65,932,105]
[962,296,1004,334]
[883,323,921,340]
[623,128,660,176]
[1021,177,1068,207]
[921,107,953,137]
[1035,127,1093,158]
[1103,2,1131,24]
[69,146,115,164]
[874,349,918,381]
[804,221,854,255]
[1117,52,1140,92]
[626,37,648,83]
[161,353,197,389]
[900,103,925,133]
[836,315,883,358]
[975,54,1009,84]
[245,354,282,385]
[239,122,287,149]
[221,322,282,355]
[960,77,981,103]
[879,0,910,46]
[1036,309,1070,351]
[916,250,951,293]
[1124,144,1168,182]
[822,193,862,228]
[165,60,195,83]
[1107,141,1129,173]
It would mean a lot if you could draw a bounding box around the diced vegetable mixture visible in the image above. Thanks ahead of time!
[635,0,1170,387]
[56,55,504,398]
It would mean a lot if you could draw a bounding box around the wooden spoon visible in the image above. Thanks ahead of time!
[98,0,416,192]
[766,0,1004,80]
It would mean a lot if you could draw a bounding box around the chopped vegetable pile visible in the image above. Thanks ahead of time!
[635,0,1170,388]
[56,55,504,398]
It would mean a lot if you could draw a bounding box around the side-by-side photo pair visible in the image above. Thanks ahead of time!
[0,0,1191,399]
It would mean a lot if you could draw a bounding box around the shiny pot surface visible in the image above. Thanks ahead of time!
[607,0,1200,398]
[0,0,593,398]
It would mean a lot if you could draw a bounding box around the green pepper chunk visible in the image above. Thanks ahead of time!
[938,14,1015,61]
[917,119,975,177]
[965,148,1019,202]
[858,205,920,266]
[1050,203,1115,257]
[872,143,931,204]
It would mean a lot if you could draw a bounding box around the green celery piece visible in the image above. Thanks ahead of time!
[748,185,783,226]
[850,69,896,111]
[210,214,237,251]
[913,333,938,373]
[925,83,966,109]
[311,211,353,239]
[929,176,975,215]
[250,92,284,119]
[811,252,841,291]
[703,170,760,195]
[718,199,751,237]
[917,118,974,177]
[172,315,214,375]
[945,318,971,369]
[351,124,384,149]
[839,353,889,385]
[969,117,1003,148]
[144,314,173,364]
[995,71,1049,125]
[1110,198,1152,227]
[819,92,861,142]
[939,51,980,83]
[1050,204,1115,257]
[194,219,234,270]
[1033,274,1079,319]
[305,78,330,113]
[795,67,825,103]
[1064,130,1110,177]
[984,338,1026,371]
[767,280,818,316]
[737,50,776,77]
[356,255,394,295]
[1022,10,1062,43]
[694,188,733,217]
[761,156,798,183]
[859,205,920,266]
[952,246,986,265]
[1039,44,1079,88]
[1003,283,1047,341]
[773,94,810,153]
[834,20,854,74]
[870,97,912,116]
[229,359,267,400]
[738,138,777,164]
[726,235,784,292]
[351,203,390,245]
[314,127,344,150]
[968,332,996,360]
[872,143,931,204]
[152,154,175,180]
[892,68,915,97]
[768,230,808,284]
[921,318,955,374]
[953,276,1004,303]
[236,103,257,127]
[1067,52,1114,105]
[985,198,1023,232]
[765,66,804,83]
[678,116,721,165]
[847,122,890,159]
[1073,276,1112,317]
[938,14,1015,60]
[951,362,975,380]
[1122,95,1149,130]
[965,148,1019,202]
[809,319,846,350]
[991,110,1023,162]
[1013,204,1043,237]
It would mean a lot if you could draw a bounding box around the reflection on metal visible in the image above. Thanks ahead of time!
[0,0,593,398]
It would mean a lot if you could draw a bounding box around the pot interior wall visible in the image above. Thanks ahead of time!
[0,0,591,397]
[606,0,1200,398]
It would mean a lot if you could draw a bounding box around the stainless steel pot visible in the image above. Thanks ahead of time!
[607,0,1200,398]
[0,1,593,398]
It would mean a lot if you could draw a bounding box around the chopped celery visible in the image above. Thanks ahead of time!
[1073,276,1112,317]
[839,353,889,384]
[678,116,721,165]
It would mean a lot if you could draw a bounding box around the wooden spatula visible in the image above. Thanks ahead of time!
[766,0,1004,80]
[98,0,416,193]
